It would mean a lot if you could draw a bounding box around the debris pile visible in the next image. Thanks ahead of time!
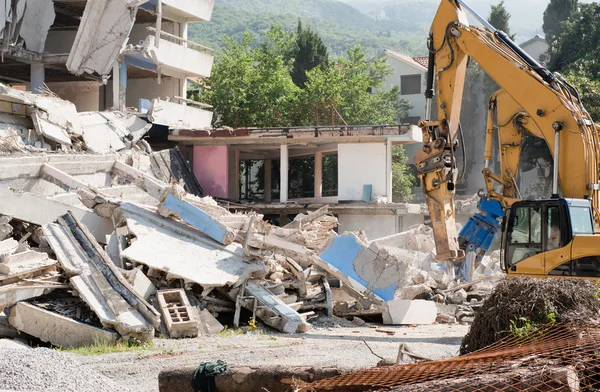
[460,277,600,354]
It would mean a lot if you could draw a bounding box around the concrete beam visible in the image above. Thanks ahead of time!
[9,302,119,348]
[41,164,90,190]
[0,185,112,243]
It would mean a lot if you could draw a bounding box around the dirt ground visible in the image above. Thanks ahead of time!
[70,321,469,392]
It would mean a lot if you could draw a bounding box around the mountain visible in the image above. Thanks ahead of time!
[188,0,430,58]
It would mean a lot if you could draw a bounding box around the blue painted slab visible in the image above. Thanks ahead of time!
[162,194,229,244]
[319,235,396,301]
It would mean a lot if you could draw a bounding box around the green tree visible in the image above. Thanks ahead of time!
[291,20,329,88]
[392,146,415,202]
[488,1,514,39]
[543,0,578,57]
[203,33,255,127]
[548,3,600,75]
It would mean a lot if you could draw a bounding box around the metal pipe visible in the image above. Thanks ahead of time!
[552,129,560,197]
[424,49,435,120]
[455,0,497,32]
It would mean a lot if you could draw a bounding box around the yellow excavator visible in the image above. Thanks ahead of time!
[416,0,600,278]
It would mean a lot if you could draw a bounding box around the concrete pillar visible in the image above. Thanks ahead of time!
[228,148,240,201]
[264,159,272,202]
[386,139,393,203]
[119,61,127,111]
[112,62,120,109]
[280,144,288,203]
[314,151,323,198]
[30,64,44,94]
[180,22,188,99]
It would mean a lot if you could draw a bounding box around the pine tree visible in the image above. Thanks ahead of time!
[543,0,578,49]
[488,1,514,39]
[291,20,329,89]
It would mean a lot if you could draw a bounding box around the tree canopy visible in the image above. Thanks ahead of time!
[542,0,578,56]
[488,1,515,39]
[291,20,329,88]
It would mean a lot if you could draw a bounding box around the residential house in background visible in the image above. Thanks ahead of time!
[519,35,549,65]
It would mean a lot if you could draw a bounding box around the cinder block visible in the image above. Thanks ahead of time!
[382,299,437,325]
[157,289,198,338]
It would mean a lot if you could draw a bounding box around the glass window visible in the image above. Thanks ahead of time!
[569,207,593,234]
[546,206,561,250]
[507,206,542,267]
[401,75,421,95]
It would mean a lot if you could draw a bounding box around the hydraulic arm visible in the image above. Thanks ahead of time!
[417,0,600,264]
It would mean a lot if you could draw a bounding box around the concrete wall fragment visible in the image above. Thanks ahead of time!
[67,0,148,77]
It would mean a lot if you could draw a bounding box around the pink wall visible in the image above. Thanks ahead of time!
[193,146,229,198]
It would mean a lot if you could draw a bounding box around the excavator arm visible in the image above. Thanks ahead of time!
[416,0,600,264]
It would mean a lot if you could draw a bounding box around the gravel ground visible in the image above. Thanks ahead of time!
[70,321,469,392]
[0,347,129,392]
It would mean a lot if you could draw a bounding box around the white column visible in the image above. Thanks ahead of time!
[180,22,189,99]
[30,63,45,94]
[280,144,288,203]
[386,139,393,203]
[112,62,120,109]
[314,151,323,198]
[264,159,272,202]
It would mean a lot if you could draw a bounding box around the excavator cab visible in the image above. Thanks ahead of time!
[501,198,596,276]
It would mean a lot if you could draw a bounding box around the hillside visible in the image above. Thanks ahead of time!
[339,0,595,43]
[188,0,429,58]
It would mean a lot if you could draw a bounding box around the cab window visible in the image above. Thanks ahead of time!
[506,206,542,267]
[546,206,561,250]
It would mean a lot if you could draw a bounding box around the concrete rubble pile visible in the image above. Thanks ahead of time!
[319,223,505,325]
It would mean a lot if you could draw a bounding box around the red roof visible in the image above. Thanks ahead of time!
[412,56,429,69]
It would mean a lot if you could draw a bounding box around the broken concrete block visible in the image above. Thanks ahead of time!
[117,203,266,288]
[159,194,235,245]
[0,238,18,259]
[19,0,56,53]
[382,299,437,325]
[436,313,456,323]
[128,267,156,302]
[42,212,159,341]
[198,309,224,336]
[157,289,198,339]
[0,250,54,275]
[450,289,468,304]
[235,280,309,334]
[0,185,113,243]
[9,302,119,348]
[399,284,433,300]
[67,0,143,77]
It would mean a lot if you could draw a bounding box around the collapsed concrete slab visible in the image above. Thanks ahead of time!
[117,203,266,289]
[42,212,159,341]
[319,234,419,302]
[159,193,235,245]
[0,185,113,243]
[78,111,152,154]
[67,0,148,77]
[18,0,56,53]
[9,302,119,348]
[149,99,213,130]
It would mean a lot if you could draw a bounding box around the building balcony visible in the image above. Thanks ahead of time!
[140,0,215,22]
[144,32,214,79]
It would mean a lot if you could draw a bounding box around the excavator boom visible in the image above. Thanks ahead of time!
[417,0,600,268]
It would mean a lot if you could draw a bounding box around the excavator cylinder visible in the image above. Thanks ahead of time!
[553,127,561,197]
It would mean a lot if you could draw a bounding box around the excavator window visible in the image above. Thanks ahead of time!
[505,206,542,267]
[546,206,562,251]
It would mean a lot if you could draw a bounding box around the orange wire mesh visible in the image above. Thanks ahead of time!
[302,323,600,391]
